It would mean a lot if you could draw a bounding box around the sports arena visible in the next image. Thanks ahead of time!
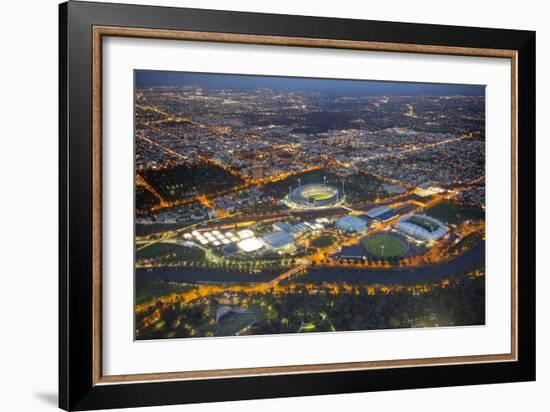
[285,183,343,209]
[362,232,409,258]
[396,214,447,241]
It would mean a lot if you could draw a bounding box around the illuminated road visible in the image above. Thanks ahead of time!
[133,95,486,335]
[136,173,169,208]
[135,182,484,334]
[134,181,484,335]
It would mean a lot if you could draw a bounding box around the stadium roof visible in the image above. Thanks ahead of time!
[382,184,407,194]
[237,237,264,252]
[396,214,446,241]
[375,210,398,222]
[335,215,368,232]
[365,205,391,219]
[394,203,417,215]
[406,215,440,232]
[262,231,295,249]
[222,243,239,256]
[273,221,299,235]
[339,244,366,259]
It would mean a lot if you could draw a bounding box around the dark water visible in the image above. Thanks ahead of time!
[137,267,280,284]
[137,241,485,286]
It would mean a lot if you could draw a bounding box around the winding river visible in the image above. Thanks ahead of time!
[138,241,485,286]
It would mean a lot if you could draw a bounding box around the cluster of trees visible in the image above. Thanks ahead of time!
[141,162,243,202]
[137,302,205,340]
[238,202,288,216]
[136,185,160,214]
[311,235,336,248]
[343,172,391,203]
[336,255,405,266]
[424,200,485,226]
[200,258,296,272]
[448,232,483,255]
[136,241,300,271]
[136,271,485,340]
[136,243,206,265]
[135,275,194,304]
[253,274,485,334]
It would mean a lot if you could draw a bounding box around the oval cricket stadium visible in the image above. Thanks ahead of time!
[362,232,409,258]
[286,183,343,209]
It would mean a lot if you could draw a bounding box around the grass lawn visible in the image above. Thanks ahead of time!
[136,242,205,261]
[311,234,336,248]
[310,192,333,200]
[362,234,406,258]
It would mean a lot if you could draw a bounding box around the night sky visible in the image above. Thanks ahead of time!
[135,70,485,96]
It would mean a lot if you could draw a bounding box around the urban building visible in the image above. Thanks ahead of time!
[262,231,296,251]
[335,215,368,233]
[396,214,447,241]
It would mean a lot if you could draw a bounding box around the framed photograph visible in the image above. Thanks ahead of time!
[59,1,536,410]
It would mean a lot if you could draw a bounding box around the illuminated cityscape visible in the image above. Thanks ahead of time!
[134,71,486,340]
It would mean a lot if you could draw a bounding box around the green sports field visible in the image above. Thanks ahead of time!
[362,234,406,258]
[310,192,333,200]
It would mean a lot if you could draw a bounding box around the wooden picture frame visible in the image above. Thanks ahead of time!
[59,1,535,410]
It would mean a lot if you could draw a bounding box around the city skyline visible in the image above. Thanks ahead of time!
[136,70,485,95]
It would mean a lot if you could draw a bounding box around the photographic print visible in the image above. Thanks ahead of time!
[134,70,486,340]
[60,5,534,408]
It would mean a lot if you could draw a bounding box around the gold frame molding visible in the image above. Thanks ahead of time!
[92,26,518,386]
